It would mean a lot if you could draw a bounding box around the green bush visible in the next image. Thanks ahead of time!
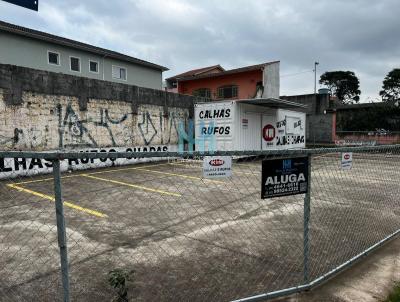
[386,283,400,302]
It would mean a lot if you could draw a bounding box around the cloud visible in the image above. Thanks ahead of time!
[0,0,399,101]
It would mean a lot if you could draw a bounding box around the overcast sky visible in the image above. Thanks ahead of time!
[1,0,399,101]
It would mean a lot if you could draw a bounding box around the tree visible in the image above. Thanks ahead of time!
[380,68,400,103]
[319,71,361,104]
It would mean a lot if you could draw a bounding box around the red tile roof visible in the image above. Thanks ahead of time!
[166,65,225,80]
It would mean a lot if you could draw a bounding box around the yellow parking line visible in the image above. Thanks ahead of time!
[137,168,225,184]
[10,162,171,184]
[235,162,261,169]
[234,170,258,176]
[85,162,171,175]
[313,153,337,159]
[6,184,107,218]
[169,162,201,168]
[12,174,79,185]
[81,174,181,197]
[169,162,260,178]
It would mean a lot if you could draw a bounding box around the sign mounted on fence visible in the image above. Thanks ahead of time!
[341,152,353,170]
[261,156,309,199]
[2,0,39,11]
[203,156,232,178]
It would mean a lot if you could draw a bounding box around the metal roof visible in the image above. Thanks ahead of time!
[238,98,307,109]
[0,20,168,71]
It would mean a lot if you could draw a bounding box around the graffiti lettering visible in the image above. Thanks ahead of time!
[276,135,305,146]
[0,145,172,179]
[138,112,157,145]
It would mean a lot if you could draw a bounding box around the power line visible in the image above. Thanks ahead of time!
[280,70,314,78]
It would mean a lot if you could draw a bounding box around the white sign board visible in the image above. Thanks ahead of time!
[195,101,235,152]
[341,152,353,170]
[203,156,232,178]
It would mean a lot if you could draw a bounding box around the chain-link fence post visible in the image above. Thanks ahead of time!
[303,154,312,284]
[52,158,70,302]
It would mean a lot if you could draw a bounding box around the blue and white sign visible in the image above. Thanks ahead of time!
[2,0,38,11]
[261,156,309,199]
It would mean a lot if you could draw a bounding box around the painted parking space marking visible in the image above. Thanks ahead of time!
[233,170,259,176]
[6,184,107,218]
[313,153,337,159]
[84,162,224,184]
[9,162,172,185]
[86,161,172,175]
[8,159,225,191]
[12,174,79,185]
[137,167,225,184]
[81,174,181,197]
[169,162,201,168]
[235,162,261,169]
[169,162,259,175]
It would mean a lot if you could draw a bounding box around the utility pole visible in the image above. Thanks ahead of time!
[314,61,319,94]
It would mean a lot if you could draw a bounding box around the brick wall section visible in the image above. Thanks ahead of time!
[0,64,196,151]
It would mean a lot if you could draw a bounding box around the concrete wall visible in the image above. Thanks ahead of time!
[0,64,195,151]
[0,31,162,89]
[263,62,280,99]
[281,93,335,144]
[335,133,400,145]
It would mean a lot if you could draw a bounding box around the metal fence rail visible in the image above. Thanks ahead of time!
[1,145,399,302]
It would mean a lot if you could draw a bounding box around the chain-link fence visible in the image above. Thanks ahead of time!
[1,145,400,302]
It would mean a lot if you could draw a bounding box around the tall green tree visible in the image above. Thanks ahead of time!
[319,71,361,104]
[380,68,400,103]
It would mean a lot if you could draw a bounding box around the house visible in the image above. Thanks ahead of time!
[0,20,168,89]
[165,61,280,100]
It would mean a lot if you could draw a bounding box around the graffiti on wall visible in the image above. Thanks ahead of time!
[138,111,157,145]
[56,102,188,149]
[58,103,135,148]
[0,128,22,147]
[0,95,188,150]
[0,128,47,149]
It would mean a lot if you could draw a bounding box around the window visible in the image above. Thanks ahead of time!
[112,65,127,81]
[48,51,60,65]
[193,88,211,98]
[89,60,99,73]
[70,57,80,72]
[217,85,238,99]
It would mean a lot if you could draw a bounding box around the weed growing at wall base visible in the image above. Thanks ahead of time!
[108,269,135,302]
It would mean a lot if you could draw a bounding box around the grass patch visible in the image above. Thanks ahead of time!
[386,284,400,302]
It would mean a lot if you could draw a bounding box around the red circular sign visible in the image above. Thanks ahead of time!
[344,154,350,160]
[209,159,225,166]
[263,124,275,142]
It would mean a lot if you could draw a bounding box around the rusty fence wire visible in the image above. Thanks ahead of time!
[1,145,400,302]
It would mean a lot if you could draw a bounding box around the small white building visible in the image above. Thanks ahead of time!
[195,99,307,151]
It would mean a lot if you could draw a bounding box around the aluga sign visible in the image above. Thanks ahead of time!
[264,173,306,186]
[261,156,309,199]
